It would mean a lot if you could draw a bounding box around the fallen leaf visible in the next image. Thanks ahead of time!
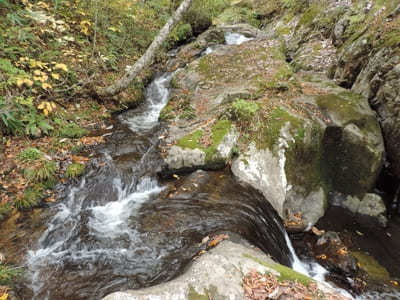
[54,63,68,72]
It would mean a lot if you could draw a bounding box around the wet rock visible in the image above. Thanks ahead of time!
[357,193,387,226]
[102,240,334,300]
[102,241,278,300]
[314,231,358,276]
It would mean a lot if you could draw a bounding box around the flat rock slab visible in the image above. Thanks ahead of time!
[103,241,279,300]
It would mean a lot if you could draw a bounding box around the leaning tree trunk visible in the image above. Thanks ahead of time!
[93,0,194,98]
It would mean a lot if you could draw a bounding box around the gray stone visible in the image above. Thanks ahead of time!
[165,146,206,170]
[102,241,279,300]
[342,195,361,213]
[358,193,387,226]
[285,188,327,228]
[232,143,286,217]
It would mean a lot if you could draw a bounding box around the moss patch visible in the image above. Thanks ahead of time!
[177,130,204,149]
[258,106,303,151]
[285,123,324,195]
[351,251,390,281]
[176,120,232,165]
[243,254,314,286]
[188,285,208,300]
[316,93,361,122]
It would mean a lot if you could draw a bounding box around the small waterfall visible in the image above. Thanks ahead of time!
[224,32,253,45]
[203,32,253,55]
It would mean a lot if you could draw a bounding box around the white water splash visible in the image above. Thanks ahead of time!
[89,177,164,238]
[120,73,174,132]
[284,233,355,299]
[225,32,253,45]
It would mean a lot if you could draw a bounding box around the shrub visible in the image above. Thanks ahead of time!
[57,123,88,138]
[24,160,58,183]
[231,99,260,122]
[0,262,21,285]
[17,147,42,162]
[65,163,85,178]
[14,188,42,210]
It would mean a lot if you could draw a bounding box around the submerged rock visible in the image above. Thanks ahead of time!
[314,231,359,276]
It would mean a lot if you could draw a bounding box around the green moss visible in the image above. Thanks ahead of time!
[258,106,303,150]
[276,25,291,36]
[351,251,390,281]
[177,130,203,149]
[188,285,208,300]
[65,163,85,178]
[297,4,322,28]
[159,101,176,121]
[316,93,360,121]
[176,120,232,166]
[285,123,324,195]
[214,7,260,27]
[243,254,314,286]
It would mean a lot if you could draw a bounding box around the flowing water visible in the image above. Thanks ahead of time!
[11,32,398,300]
[18,61,293,299]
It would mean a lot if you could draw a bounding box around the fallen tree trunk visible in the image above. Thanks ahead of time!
[92,0,193,98]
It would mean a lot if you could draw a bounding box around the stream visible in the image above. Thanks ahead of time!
[6,33,400,300]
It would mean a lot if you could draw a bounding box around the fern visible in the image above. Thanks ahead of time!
[24,160,58,182]
[65,163,85,178]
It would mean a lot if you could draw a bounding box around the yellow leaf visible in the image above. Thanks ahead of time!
[43,109,49,116]
[45,102,53,111]
[16,78,24,88]
[33,70,42,76]
[51,73,60,80]
[38,102,45,109]
[54,63,68,72]
[0,293,9,300]
[50,102,56,109]
[23,79,33,87]
[42,83,52,90]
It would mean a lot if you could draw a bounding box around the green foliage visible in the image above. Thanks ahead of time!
[17,147,42,162]
[184,0,229,33]
[65,163,85,178]
[23,108,53,137]
[168,23,193,47]
[57,123,88,138]
[231,99,260,122]
[215,7,260,27]
[0,203,12,222]
[0,262,21,285]
[15,187,42,210]
[0,97,22,135]
[24,160,58,183]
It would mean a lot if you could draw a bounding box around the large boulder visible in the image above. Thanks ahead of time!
[327,1,400,179]
[159,26,384,228]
